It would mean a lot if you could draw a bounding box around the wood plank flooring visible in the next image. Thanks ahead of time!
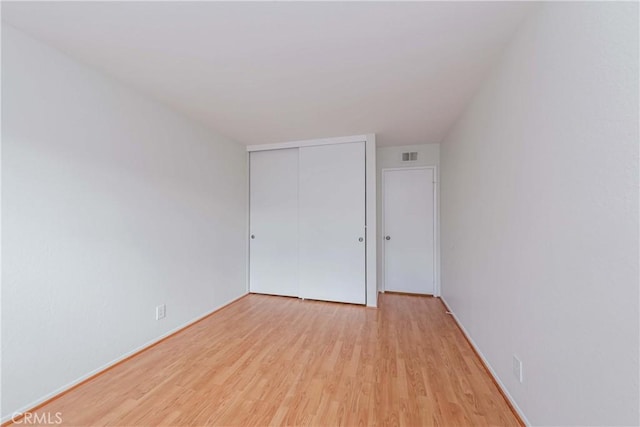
[19,294,520,426]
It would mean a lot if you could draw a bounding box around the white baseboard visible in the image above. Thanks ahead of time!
[440,297,531,426]
[1,292,248,424]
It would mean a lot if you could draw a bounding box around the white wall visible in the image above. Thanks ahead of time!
[376,144,439,294]
[365,135,377,307]
[1,25,248,420]
[440,3,638,426]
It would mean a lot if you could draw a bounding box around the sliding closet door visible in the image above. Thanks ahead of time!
[249,149,298,297]
[299,142,366,304]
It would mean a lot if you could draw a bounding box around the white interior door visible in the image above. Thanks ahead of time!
[383,168,435,295]
[299,142,366,304]
[249,149,298,297]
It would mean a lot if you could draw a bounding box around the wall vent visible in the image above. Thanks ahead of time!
[401,152,418,162]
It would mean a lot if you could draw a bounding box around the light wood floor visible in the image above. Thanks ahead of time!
[22,294,520,426]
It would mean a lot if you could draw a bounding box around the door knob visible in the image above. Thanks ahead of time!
[250,234,255,239]
[385,236,391,241]
[358,237,364,242]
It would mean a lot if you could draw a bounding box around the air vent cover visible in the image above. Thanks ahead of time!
[401,152,418,162]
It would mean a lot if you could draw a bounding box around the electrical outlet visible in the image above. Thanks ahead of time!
[156,304,166,320]
[513,355,523,383]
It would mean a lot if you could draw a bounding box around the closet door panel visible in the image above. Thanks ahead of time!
[249,149,298,297]
[298,142,366,304]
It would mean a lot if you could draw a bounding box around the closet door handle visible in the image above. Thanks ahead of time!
[358,237,364,242]
[385,236,391,241]
[250,235,255,239]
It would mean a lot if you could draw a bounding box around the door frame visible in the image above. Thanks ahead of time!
[381,166,439,296]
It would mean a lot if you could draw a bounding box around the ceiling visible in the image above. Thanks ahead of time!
[2,2,534,147]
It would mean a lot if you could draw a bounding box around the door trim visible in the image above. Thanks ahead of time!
[381,166,439,296]
[247,134,368,152]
